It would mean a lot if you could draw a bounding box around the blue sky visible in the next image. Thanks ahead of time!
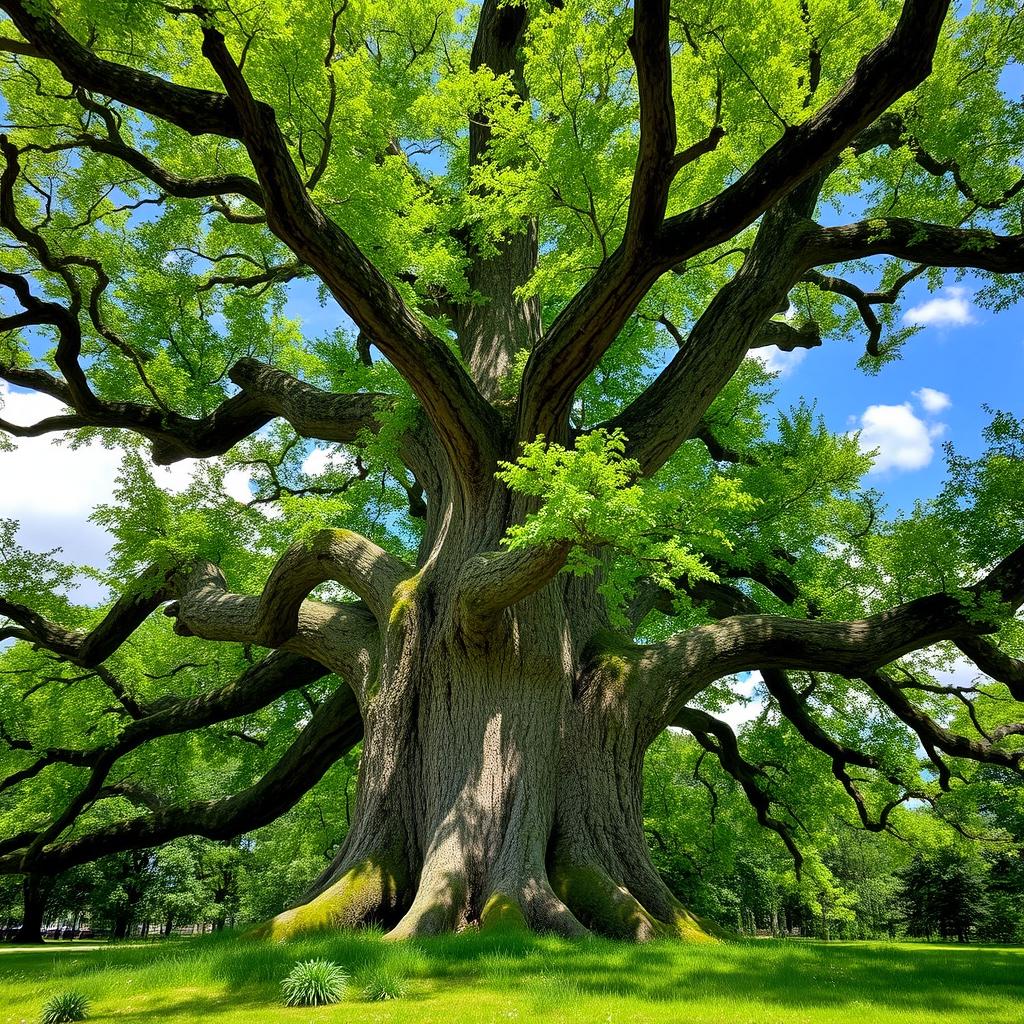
[761,268,1024,514]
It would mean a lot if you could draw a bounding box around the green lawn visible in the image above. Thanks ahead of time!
[1,931,1021,1024]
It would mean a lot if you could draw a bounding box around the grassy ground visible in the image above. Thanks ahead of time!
[1,930,1021,1024]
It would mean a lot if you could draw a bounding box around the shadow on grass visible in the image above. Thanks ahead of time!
[3,930,1021,1021]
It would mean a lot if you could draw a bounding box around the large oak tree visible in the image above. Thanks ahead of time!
[0,0,1022,940]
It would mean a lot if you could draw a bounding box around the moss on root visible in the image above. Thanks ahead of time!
[551,862,720,943]
[252,856,407,942]
[479,892,530,934]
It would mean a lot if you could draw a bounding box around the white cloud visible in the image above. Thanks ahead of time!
[716,672,766,732]
[853,401,946,474]
[748,346,807,378]
[904,286,975,328]
[0,384,120,599]
[912,386,952,413]
[302,445,358,477]
[0,385,260,600]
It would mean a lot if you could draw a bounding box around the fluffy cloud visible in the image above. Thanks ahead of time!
[748,346,807,378]
[716,671,766,731]
[153,460,254,504]
[0,385,257,596]
[904,286,975,328]
[912,386,952,413]
[853,401,946,474]
[0,384,121,598]
[302,445,358,477]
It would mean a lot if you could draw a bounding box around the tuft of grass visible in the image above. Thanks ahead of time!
[280,958,349,1006]
[2,932,1024,1023]
[40,990,89,1024]
[359,963,409,1001]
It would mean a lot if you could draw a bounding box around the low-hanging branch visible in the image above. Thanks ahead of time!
[0,678,362,875]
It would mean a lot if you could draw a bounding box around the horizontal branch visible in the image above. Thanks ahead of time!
[0,350,392,466]
[0,0,241,137]
[456,541,571,630]
[169,528,410,643]
[0,680,362,875]
[806,218,1024,273]
[0,563,174,666]
[637,541,1024,725]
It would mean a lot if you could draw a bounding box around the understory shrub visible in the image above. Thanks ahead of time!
[40,991,89,1024]
[280,958,349,1006]
[360,964,408,1001]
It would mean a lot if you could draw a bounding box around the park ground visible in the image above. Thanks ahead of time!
[0,932,1021,1024]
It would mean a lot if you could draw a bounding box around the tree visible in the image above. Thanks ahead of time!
[0,0,1022,941]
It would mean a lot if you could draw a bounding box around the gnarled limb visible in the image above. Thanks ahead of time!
[0,0,241,137]
[197,25,501,488]
[674,705,803,868]
[806,217,1024,273]
[0,650,336,858]
[0,563,175,666]
[635,541,1024,726]
[169,529,411,648]
[456,541,570,630]
[516,0,949,449]
[0,680,363,875]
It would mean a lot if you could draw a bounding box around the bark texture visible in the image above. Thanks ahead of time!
[5,0,1024,947]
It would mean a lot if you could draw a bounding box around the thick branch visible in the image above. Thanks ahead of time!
[516,0,949,448]
[169,528,411,644]
[807,218,1024,273]
[638,541,1024,724]
[456,541,570,629]
[0,681,362,875]
[0,0,241,137]
[198,26,501,486]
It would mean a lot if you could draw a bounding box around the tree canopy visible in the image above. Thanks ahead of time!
[0,0,1022,940]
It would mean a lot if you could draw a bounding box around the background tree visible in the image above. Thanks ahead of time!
[0,0,1023,941]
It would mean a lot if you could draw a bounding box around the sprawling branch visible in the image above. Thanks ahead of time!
[516,0,949,448]
[1,2,499,486]
[0,680,362,875]
[197,25,501,486]
[0,347,393,466]
[168,528,410,647]
[807,217,1024,274]
[0,563,175,666]
[0,0,242,137]
[674,705,803,868]
[636,541,1024,726]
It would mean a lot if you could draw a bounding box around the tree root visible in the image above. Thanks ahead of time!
[550,860,724,942]
[252,854,407,941]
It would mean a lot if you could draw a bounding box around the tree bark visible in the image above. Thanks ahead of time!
[255,560,721,942]
[15,874,50,943]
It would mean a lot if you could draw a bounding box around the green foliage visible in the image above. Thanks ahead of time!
[358,963,409,1001]
[279,958,349,1007]
[40,991,89,1024]
[497,428,755,620]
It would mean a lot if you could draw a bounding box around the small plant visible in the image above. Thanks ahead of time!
[40,991,89,1024]
[360,964,408,1001]
[280,959,349,1007]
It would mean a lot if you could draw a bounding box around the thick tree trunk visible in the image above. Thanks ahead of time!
[15,874,50,944]
[257,567,721,942]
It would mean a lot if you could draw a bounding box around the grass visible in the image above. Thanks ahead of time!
[0,930,1021,1023]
